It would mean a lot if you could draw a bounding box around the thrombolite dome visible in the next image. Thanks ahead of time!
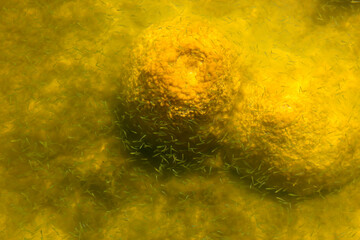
[118,16,242,173]
[223,76,360,196]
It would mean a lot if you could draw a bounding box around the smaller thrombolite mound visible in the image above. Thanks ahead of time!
[118,16,242,174]
[224,80,360,197]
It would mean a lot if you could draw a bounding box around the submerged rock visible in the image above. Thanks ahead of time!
[118,16,242,174]
[224,73,360,196]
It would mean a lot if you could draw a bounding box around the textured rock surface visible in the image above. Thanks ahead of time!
[126,16,241,120]
[119,16,242,173]
[224,73,360,196]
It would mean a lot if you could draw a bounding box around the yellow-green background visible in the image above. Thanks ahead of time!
[1,0,360,239]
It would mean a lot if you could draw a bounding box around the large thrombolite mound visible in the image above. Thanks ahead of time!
[119,17,242,174]
[224,78,360,197]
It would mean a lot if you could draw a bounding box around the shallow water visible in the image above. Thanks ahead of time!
[1,0,360,239]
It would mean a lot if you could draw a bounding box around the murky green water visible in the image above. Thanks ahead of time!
[1,0,360,239]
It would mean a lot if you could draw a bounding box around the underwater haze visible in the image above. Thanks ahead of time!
[1,0,360,239]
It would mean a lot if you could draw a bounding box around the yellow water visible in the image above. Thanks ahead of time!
[1,0,360,239]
